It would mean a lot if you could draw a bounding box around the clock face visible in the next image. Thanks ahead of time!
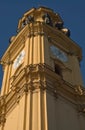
[50,45,68,62]
[13,50,25,69]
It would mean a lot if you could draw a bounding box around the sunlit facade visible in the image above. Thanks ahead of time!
[0,7,85,130]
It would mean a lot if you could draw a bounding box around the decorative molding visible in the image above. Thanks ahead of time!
[0,96,6,125]
[74,85,84,96]
[0,114,6,125]
[27,22,45,38]
[0,63,85,118]
[77,104,85,114]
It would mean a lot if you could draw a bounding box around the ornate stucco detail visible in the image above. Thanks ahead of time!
[0,114,6,126]
[74,85,85,96]
[17,7,70,37]
[0,63,85,117]
[0,96,6,125]
[17,7,63,31]
[77,104,85,114]
[27,22,45,37]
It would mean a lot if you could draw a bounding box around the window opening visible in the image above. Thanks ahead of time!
[55,64,62,76]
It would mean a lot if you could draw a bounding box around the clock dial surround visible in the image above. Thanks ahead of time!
[50,45,68,62]
[13,50,25,69]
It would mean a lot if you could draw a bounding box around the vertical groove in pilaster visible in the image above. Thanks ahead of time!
[28,37,30,65]
[41,35,45,63]
[6,64,12,93]
[38,34,41,63]
[29,36,33,65]
[38,89,42,130]
[1,65,9,95]
[5,64,10,94]
[44,90,48,130]
[25,91,31,130]
[40,35,42,63]
[33,36,38,64]
[29,90,32,130]
[32,36,34,65]
[23,93,27,130]
[24,38,29,66]
[28,38,31,64]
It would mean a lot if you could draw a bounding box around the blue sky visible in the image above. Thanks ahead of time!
[0,0,85,87]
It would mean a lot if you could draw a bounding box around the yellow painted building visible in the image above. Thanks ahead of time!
[0,7,85,130]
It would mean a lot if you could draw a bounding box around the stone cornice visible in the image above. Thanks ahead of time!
[18,7,63,30]
[10,63,85,99]
[0,64,85,124]
[1,21,82,65]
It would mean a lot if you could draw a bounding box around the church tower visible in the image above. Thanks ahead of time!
[0,7,85,130]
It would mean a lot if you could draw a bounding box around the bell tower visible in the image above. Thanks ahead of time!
[0,7,85,130]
